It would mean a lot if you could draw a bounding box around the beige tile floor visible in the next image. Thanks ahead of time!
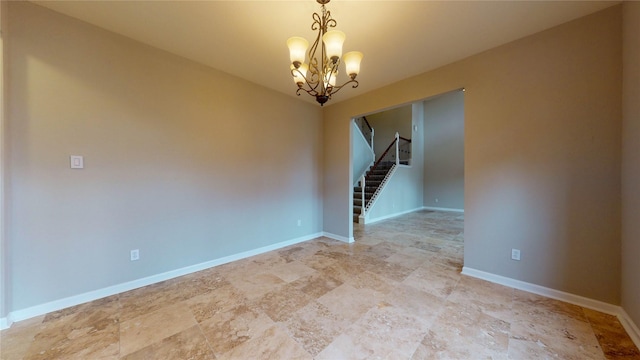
[2,210,639,359]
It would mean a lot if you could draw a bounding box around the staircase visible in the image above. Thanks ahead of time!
[353,161,395,222]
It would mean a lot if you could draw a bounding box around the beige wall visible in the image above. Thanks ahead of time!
[324,6,622,303]
[622,1,640,328]
[366,103,425,222]
[366,105,412,159]
[423,91,465,210]
[6,2,323,311]
[0,0,7,322]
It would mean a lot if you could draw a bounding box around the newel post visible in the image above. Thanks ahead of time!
[361,175,366,217]
[395,132,400,165]
[371,128,375,161]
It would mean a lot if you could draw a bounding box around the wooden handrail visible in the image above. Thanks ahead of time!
[369,138,397,173]
[362,116,373,132]
[399,136,411,142]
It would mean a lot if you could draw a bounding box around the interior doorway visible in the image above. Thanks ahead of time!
[350,89,465,232]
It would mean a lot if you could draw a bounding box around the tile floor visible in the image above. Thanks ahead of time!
[1,210,639,359]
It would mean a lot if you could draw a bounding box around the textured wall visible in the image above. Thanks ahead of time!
[323,7,621,304]
[6,2,323,311]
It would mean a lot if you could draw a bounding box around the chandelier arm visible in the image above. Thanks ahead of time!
[296,86,320,98]
[291,67,321,95]
[308,11,322,61]
[327,79,359,97]
[288,0,361,105]
[311,12,322,31]
[324,12,337,30]
[321,59,340,94]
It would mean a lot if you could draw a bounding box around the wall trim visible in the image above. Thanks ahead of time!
[422,206,464,213]
[619,308,640,349]
[462,267,640,349]
[364,206,424,225]
[462,267,620,314]
[2,232,323,328]
[322,232,354,243]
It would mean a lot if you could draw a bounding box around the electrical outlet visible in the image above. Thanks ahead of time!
[511,249,521,261]
[130,249,140,261]
[297,219,302,227]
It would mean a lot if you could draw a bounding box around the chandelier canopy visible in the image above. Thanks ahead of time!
[287,0,363,106]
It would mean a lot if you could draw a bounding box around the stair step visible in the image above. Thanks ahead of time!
[354,186,378,193]
[367,170,389,175]
[353,161,397,222]
[353,190,374,195]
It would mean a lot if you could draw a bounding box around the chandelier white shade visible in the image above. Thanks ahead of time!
[287,0,363,105]
[286,37,309,67]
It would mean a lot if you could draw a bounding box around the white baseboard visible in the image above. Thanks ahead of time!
[461,267,620,314]
[619,308,640,349]
[3,232,323,328]
[462,267,640,350]
[0,317,10,330]
[422,206,465,213]
[322,232,354,243]
[364,206,424,225]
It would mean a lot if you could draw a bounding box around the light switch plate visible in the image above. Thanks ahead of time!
[70,155,84,169]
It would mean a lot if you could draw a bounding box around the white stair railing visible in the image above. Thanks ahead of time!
[371,128,375,162]
[395,132,399,166]
[360,175,366,218]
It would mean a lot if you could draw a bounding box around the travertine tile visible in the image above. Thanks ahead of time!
[447,276,514,323]
[512,289,588,323]
[0,315,45,360]
[418,302,511,360]
[216,325,312,360]
[119,281,184,321]
[384,283,445,325]
[268,260,317,283]
[226,272,285,300]
[317,304,427,359]
[198,304,273,357]
[316,283,382,324]
[584,309,640,359]
[289,271,343,299]
[23,296,120,360]
[509,311,604,359]
[2,210,638,360]
[251,284,313,322]
[403,262,461,299]
[344,269,398,295]
[121,325,215,360]
[281,300,351,356]
[186,282,248,323]
[119,303,197,357]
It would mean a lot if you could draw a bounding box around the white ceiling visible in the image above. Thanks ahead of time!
[31,0,619,106]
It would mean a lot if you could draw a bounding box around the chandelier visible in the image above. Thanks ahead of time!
[287,0,363,106]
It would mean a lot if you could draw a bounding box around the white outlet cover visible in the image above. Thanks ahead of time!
[511,249,521,261]
[70,155,84,169]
